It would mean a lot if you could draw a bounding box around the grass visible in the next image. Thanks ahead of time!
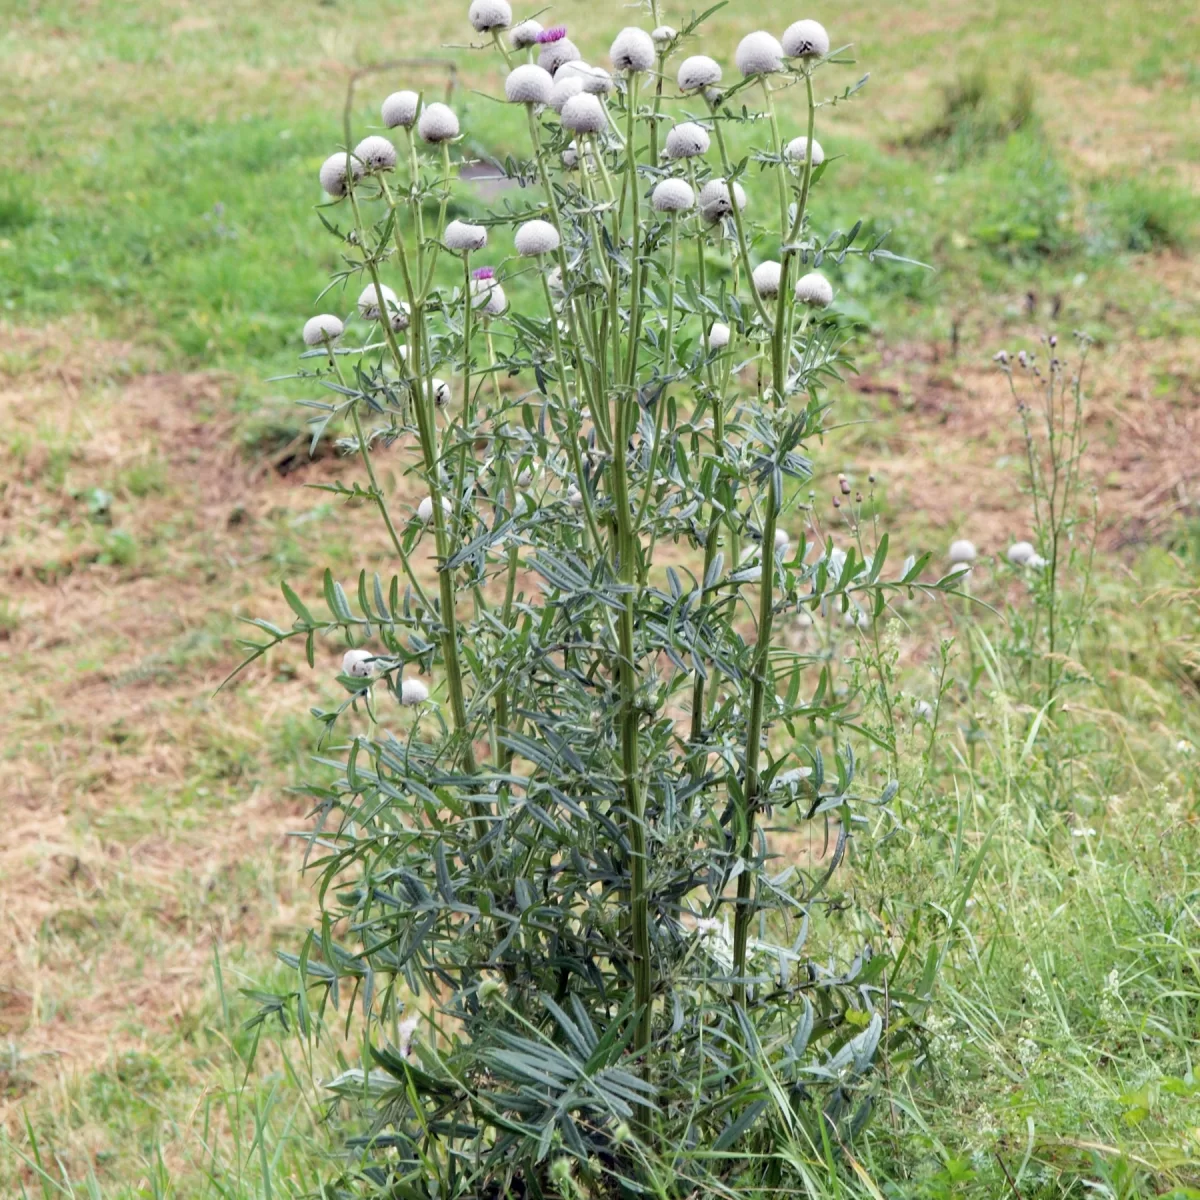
[1,0,1199,1195]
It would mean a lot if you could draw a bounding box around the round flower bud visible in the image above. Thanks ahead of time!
[505,63,553,104]
[948,539,977,565]
[735,30,784,76]
[560,93,606,134]
[319,152,362,198]
[381,91,420,130]
[353,135,397,172]
[583,65,613,94]
[651,178,694,213]
[468,0,511,32]
[774,528,791,553]
[752,260,783,298]
[609,27,656,72]
[357,282,398,321]
[514,219,560,256]
[417,494,453,523]
[1007,541,1035,565]
[538,36,581,76]
[794,271,833,307]
[417,102,460,144]
[664,121,710,159]
[566,484,583,508]
[698,178,747,223]
[549,75,584,112]
[781,18,830,59]
[400,677,430,705]
[1026,553,1048,569]
[444,219,488,251]
[676,55,722,92]
[303,314,344,346]
[510,19,543,48]
[707,322,730,349]
[786,135,824,165]
[914,699,934,722]
[428,378,452,408]
[471,274,507,315]
[547,265,564,292]
[652,25,676,47]
[556,60,593,85]
[343,648,374,678]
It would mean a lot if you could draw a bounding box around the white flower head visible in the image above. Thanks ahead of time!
[353,135,397,172]
[417,102,460,143]
[560,92,606,134]
[381,91,420,130]
[676,55,722,92]
[582,65,613,94]
[444,219,488,251]
[397,1014,420,1056]
[786,135,824,165]
[514,219,560,256]
[774,527,791,555]
[555,60,593,85]
[400,677,430,705]
[664,121,710,159]
[549,75,584,112]
[471,273,507,315]
[1026,553,1047,569]
[468,0,511,32]
[914,699,934,722]
[566,484,584,508]
[417,494,453,523]
[652,25,676,47]
[505,63,553,104]
[510,18,543,47]
[752,260,783,298]
[652,178,694,213]
[303,314,344,347]
[428,378,452,408]
[735,31,784,76]
[538,36,581,76]
[698,177,747,223]
[609,27,656,72]
[357,282,397,321]
[781,19,830,59]
[342,648,374,678]
[707,321,730,349]
[319,152,363,198]
[1007,541,1035,565]
[795,271,833,307]
[948,539,977,565]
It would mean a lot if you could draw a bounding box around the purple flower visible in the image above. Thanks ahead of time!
[536,25,567,43]
[473,266,496,280]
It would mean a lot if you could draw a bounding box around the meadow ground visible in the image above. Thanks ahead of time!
[1,0,1199,1195]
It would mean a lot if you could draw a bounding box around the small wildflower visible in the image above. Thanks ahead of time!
[794,271,833,307]
[318,152,362,198]
[505,63,553,105]
[781,19,830,58]
[444,219,488,252]
[698,178,748,223]
[948,539,977,565]
[676,54,722,92]
[752,260,783,298]
[993,349,1009,365]
[536,24,567,42]
[1177,740,1195,756]
[651,178,695,213]
[707,322,731,350]
[514,219,561,256]
[468,0,511,33]
[652,25,676,47]
[302,314,344,347]
[381,91,420,130]
[353,135,397,172]
[786,135,824,165]
[471,272,507,315]
[838,473,850,495]
[1018,349,1029,369]
[610,27,656,72]
[735,31,784,76]
[560,92,606,134]
[342,648,374,678]
[549,75,584,112]
[509,19,543,48]
[417,102,460,144]
[417,494,453,523]
[664,121,710,159]
[538,34,581,76]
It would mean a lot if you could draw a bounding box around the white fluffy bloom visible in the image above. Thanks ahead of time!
[774,527,791,554]
[342,649,374,678]
[914,699,934,722]
[1007,541,1036,565]
[357,282,397,320]
[505,63,553,104]
[707,322,730,349]
[417,102,460,143]
[555,60,593,85]
[786,135,824,165]
[676,55,722,92]
[353,135,397,172]
[397,1014,420,1056]
[319,152,362,197]
[549,75,584,112]
[609,27,656,72]
[468,0,511,32]
[664,121,710,159]
[444,219,488,251]
[417,494,453,523]
[948,539,977,565]
[428,378,452,408]
[1027,553,1048,569]
[582,65,613,94]
[400,677,430,705]
[471,277,507,315]
[651,178,694,213]
[652,25,676,46]
[302,314,344,346]
[735,31,784,76]
[781,19,830,58]
[509,19,542,48]
[560,93,606,134]
[514,219,560,256]
[538,37,581,75]
[381,91,420,130]
[752,260,783,297]
[794,271,833,307]
[698,178,747,223]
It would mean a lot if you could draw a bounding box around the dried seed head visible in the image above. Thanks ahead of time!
[786,135,824,165]
[444,219,488,252]
[1007,541,1036,565]
[302,314,344,346]
[794,270,833,307]
[510,18,543,47]
[549,75,584,112]
[664,121,710,159]
[752,260,783,298]
[429,378,452,408]
[948,539,977,565]
[514,219,561,256]
[781,18,830,58]
[707,322,731,349]
[319,152,363,197]
[353,135,398,172]
[343,649,374,678]
[417,102,460,143]
[471,274,507,315]
[381,90,420,129]
[698,177,748,222]
[735,31,784,76]
[468,0,511,32]
[505,63,553,104]
[538,35,581,75]
[400,677,430,705]
[651,178,695,213]
[652,25,676,47]
[417,495,453,523]
[676,54,722,92]
[610,27,656,72]
[560,92,606,134]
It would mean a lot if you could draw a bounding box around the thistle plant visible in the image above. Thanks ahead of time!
[239,6,954,1194]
